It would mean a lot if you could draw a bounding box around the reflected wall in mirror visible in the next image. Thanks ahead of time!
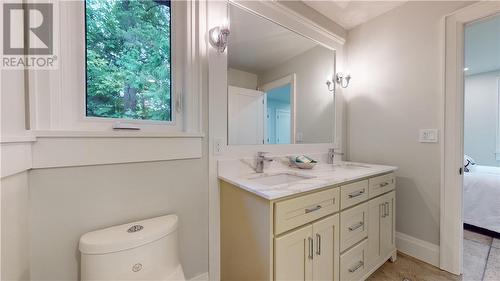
[227,4,336,145]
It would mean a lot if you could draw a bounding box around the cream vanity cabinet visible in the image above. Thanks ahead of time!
[220,172,396,281]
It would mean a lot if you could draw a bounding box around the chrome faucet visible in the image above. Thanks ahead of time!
[255,152,273,173]
[327,148,344,164]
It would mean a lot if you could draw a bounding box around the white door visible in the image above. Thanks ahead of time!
[228,86,265,145]
[312,214,340,281]
[276,109,291,144]
[380,191,396,257]
[275,225,314,281]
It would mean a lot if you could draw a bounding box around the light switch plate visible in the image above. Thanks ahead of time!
[419,129,438,143]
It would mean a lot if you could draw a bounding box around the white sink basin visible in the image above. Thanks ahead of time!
[247,173,315,186]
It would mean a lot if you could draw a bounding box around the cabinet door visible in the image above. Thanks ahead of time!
[380,191,396,257]
[367,195,384,267]
[312,214,340,281]
[275,225,313,281]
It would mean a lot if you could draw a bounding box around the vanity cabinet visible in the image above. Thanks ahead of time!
[220,172,396,281]
[367,191,396,269]
[275,214,340,281]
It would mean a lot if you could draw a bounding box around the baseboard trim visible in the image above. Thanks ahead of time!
[396,231,440,267]
[189,272,209,281]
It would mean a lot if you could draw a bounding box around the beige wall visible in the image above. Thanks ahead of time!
[228,68,258,89]
[259,46,336,144]
[346,1,472,245]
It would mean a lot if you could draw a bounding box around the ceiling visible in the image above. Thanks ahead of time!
[228,4,318,74]
[464,14,500,76]
[302,1,407,30]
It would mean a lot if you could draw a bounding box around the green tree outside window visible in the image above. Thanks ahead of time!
[86,0,171,121]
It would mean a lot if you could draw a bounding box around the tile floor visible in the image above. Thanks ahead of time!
[367,230,500,281]
[367,252,461,281]
[463,229,500,281]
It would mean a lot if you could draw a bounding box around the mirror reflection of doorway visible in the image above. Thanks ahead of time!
[261,74,296,144]
[265,84,291,144]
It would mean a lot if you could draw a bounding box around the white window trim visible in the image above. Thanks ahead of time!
[27,0,203,135]
[496,77,500,160]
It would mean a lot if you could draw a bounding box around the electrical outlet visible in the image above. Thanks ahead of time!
[419,129,438,143]
[214,138,224,155]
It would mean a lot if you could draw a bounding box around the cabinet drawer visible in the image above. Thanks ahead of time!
[274,188,339,235]
[340,239,368,281]
[369,173,395,198]
[340,202,368,252]
[340,180,369,210]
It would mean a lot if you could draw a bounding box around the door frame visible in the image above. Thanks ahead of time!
[260,73,297,144]
[441,2,500,275]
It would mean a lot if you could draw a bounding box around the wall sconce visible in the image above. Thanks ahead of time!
[336,72,351,88]
[209,25,230,53]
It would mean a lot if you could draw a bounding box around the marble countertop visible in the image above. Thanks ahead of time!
[218,155,397,201]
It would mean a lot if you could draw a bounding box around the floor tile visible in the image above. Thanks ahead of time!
[492,238,500,249]
[463,239,490,281]
[464,229,493,246]
[484,247,500,281]
[367,252,461,281]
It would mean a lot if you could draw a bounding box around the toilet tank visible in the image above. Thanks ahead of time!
[79,215,184,281]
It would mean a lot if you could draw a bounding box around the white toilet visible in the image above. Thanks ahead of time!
[79,214,185,281]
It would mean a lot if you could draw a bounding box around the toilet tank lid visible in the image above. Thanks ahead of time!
[79,214,178,254]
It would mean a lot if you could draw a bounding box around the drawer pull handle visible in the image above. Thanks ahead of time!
[348,221,364,231]
[379,182,389,187]
[348,261,364,273]
[305,205,322,213]
[348,189,365,198]
[308,237,314,260]
[316,233,321,255]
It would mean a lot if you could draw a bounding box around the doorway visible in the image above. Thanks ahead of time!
[462,13,500,281]
[442,2,500,276]
[260,74,296,144]
[265,84,292,144]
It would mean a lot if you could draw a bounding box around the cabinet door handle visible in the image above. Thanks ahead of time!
[348,221,364,231]
[308,237,314,260]
[380,203,385,218]
[348,261,364,273]
[385,202,390,217]
[348,189,365,198]
[305,205,322,214]
[379,182,389,187]
[316,233,321,256]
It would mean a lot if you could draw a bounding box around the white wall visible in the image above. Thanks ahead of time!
[259,46,335,144]
[346,1,472,246]
[464,70,500,166]
[28,159,208,280]
[227,68,258,89]
[1,66,30,280]
[1,172,30,281]
[0,4,209,281]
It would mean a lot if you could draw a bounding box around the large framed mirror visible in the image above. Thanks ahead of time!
[227,3,336,145]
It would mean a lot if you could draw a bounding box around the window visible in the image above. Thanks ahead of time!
[85,0,172,122]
